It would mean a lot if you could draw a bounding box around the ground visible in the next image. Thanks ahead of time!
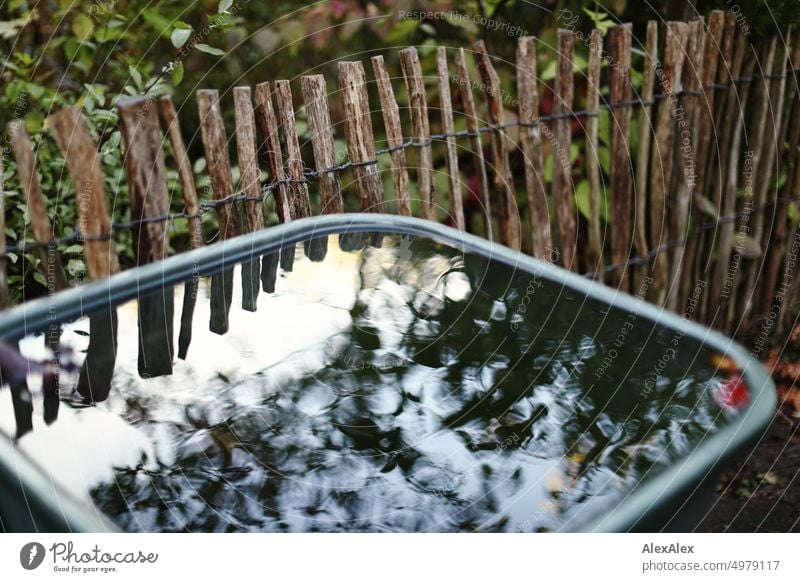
[696,359,800,532]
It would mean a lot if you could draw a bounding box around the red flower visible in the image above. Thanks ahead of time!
[713,373,750,411]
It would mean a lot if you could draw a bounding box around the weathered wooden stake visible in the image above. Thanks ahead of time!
[473,40,521,251]
[0,156,9,309]
[117,96,174,378]
[400,48,436,221]
[338,61,385,214]
[8,121,69,294]
[454,48,493,240]
[49,106,119,403]
[301,75,345,215]
[254,81,294,275]
[551,30,578,270]
[608,24,634,288]
[648,22,688,305]
[705,30,755,328]
[666,18,705,312]
[233,86,266,310]
[159,95,204,359]
[517,36,553,260]
[197,89,237,334]
[633,22,658,293]
[436,48,466,231]
[371,56,411,217]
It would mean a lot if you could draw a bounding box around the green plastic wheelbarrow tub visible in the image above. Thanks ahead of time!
[0,215,776,532]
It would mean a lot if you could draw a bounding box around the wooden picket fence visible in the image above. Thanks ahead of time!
[4,10,800,360]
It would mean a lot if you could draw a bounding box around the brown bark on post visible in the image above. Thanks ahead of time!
[233,86,265,310]
[159,96,204,250]
[710,30,757,327]
[517,36,553,260]
[118,96,174,378]
[274,80,312,220]
[338,61,385,213]
[666,18,705,312]
[159,95,204,360]
[301,74,345,214]
[436,47,465,231]
[48,106,120,280]
[400,47,435,221]
[197,89,237,334]
[473,39,521,251]
[0,156,9,309]
[254,82,293,277]
[633,22,658,293]
[551,30,577,270]
[648,22,689,305]
[371,56,411,217]
[49,105,119,403]
[608,24,634,289]
[454,48,493,240]
[8,121,68,293]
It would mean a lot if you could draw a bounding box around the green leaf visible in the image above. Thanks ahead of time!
[194,43,225,56]
[386,19,418,45]
[171,60,184,85]
[218,0,233,13]
[171,26,192,49]
[574,180,591,220]
[73,14,94,42]
[33,270,47,288]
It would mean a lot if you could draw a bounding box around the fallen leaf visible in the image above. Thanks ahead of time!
[764,471,780,486]
[710,353,740,373]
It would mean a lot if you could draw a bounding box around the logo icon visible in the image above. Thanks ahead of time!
[20,542,45,570]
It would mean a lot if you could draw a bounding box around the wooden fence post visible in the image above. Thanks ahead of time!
[233,86,266,309]
[473,40,521,251]
[517,36,553,260]
[6,123,63,422]
[0,151,30,436]
[0,156,9,309]
[338,61,385,214]
[454,48,493,240]
[705,28,751,329]
[697,13,737,322]
[750,32,791,328]
[274,80,312,221]
[584,29,603,274]
[436,47,466,231]
[159,95,204,359]
[254,81,293,276]
[608,24,634,288]
[371,56,411,217]
[197,89,237,335]
[772,38,800,338]
[648,22,689,305]
[118,96,174,378]
[301,74,345,215]
[159,96,204,249]
[49,105,119,403]
[400,47,436,222]
[633,21,658,292]
[666,18,705,312]
[8,121,69,294]
[302,74,344,261]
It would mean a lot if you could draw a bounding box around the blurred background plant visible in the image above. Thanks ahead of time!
[1,0,798,302]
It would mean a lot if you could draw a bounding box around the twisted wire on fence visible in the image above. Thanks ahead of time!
[3,67,799,280]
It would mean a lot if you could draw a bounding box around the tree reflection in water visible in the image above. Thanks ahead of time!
[39,235,732,532]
